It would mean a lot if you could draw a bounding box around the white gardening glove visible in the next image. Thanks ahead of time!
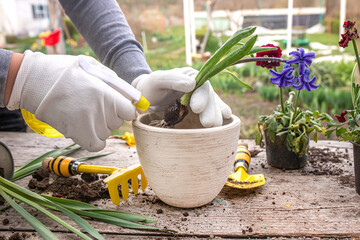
[131,68,196,111]
[132,67,232,128]
[7,50,136,152]
[190,83,232,128]
[174,68,232,127]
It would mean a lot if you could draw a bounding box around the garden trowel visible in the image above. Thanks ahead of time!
[226,144,266,189]
[42,156,147,205]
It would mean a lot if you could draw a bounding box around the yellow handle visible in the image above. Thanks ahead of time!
[234,144,251,172]
[21,109,63,138]
[43,156,118,177]
[134,95,150,111]
[43,156,76,177]
[77,165,118,175]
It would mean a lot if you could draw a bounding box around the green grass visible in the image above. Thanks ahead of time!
[145,26,187,70]
[307,33,340,46]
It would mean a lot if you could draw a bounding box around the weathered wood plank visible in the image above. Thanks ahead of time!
[1,132,360,239]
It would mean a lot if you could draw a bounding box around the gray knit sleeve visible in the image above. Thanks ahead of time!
[0,49,13,108]
[59,0,152,83]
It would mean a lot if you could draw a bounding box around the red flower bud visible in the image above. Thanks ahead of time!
[256,44,282,69]
[344,21,355,31]
[339,21,359,48]
[334,110,348,123]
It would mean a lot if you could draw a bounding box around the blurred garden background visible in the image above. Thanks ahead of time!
[1,0,360,139]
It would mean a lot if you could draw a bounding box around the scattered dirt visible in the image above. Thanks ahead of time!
[45,178,110,202]
[0,142,357,238]
[249,149,261,157]
[338,175,356,188]
[8,233,30,240]
[81,172,99,183]
[300,147,349,176]
[2,218,9,225]
[22,146,353,203]
[27,168,110,202]
[32,167,49,181]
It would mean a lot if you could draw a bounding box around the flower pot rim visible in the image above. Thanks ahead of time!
[351,141,360,147]
[132,112,241,134]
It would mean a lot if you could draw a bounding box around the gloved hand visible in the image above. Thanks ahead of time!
[7,50,136,151]
[188,76,232,128]
[132,67,232,128]
[131,68,196,111]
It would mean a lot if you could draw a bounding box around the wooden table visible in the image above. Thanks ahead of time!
[1,132,360,239]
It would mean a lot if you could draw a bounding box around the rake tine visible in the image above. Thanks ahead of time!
[131,176,139,195]
[121,179,129,201]
[140,170,148,191]
[106,181,121,205]
[102,164,148,204]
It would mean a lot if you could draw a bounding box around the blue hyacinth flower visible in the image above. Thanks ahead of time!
[293,68,319,91]
[286,48,315,75]
[269,64,295,88]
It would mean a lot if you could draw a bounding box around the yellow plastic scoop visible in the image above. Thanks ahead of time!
[43,156,147,205]
[226,144,265,189]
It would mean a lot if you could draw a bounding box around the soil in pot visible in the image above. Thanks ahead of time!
[264,131,307,170]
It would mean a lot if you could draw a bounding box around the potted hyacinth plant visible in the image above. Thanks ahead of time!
[325,20,360,194]
[255,46,333,169]
[132,26,281,208]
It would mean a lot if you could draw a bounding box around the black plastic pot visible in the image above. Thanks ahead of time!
[264,131,307,169]
[352,142,360,195]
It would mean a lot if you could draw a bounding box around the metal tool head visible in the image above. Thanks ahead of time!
[103,164,148,205]
[0,142,14,180]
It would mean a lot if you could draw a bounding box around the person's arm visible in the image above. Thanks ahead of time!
[59,0,151,83]
[0,49,14,107]
[3,52,24,106]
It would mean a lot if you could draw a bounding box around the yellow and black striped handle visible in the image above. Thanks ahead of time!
[43,156,79,177]
[43,156,118,177]
[234,144,251,171]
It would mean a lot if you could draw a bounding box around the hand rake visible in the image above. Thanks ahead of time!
[42,156,147,205]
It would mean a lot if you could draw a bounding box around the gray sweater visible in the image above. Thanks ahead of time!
[0,0,151,107]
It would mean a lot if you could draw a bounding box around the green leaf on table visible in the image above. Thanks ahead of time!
[70,208,173,232]
[0,188,59,240]
[0,177,98,240]
[43,196,155,223]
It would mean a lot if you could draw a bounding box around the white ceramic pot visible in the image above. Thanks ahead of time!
[132,111,241,208]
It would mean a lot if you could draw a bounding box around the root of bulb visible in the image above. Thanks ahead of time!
[150,99,188,128]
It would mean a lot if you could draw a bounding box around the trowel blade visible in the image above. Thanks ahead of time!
[225,173,266,189]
